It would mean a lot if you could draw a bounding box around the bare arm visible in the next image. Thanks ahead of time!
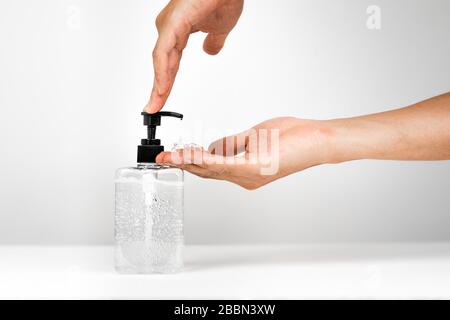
[328,92,450,163]
[157,93,450,189]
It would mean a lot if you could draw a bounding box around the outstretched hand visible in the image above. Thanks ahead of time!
[155,93,450,189]
[156,117,332,189]
[145,0,244,113]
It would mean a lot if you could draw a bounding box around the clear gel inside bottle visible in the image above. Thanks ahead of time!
[115,163,184,274]
[114,111,184,274]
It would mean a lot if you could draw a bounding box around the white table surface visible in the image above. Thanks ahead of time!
[1,243,450,299]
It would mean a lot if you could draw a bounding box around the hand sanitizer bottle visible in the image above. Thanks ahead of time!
[115,111,184,274]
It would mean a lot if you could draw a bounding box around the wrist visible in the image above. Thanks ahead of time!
[322,118,375,164]
[291,119,343,166]
[322,119,357,164]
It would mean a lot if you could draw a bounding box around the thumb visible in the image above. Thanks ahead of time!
[203,33,228,55]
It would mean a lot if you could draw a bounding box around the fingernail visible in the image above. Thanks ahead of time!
[155,154,163,163]
[144,103,152,113]
[146,96,160,114]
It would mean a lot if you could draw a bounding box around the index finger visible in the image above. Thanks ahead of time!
[145,17,191,113]
[145,34,175,113]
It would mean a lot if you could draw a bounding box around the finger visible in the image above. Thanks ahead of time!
[155,152,167,164]
[168,48,182,81]
[145,86,164,114]
[181,164,213,179]
[146,49,183,114]
[156,150,257,187]
[156,151,182,165]
[158,149,244,179]
[145,41,172,113]
[203,33,228,55]
[157,153,233,181]
[145,15,192,113]
[156,149,207,167]
[208,130,250,156]
[154,37,176,92]
[146,23,190,112]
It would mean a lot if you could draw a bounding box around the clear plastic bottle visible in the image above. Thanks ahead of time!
[114,111,184,274]
[115,163,183,274]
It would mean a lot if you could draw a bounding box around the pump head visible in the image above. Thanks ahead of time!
[137,111,183,163]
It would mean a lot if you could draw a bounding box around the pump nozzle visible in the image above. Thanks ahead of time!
[137,111,183,163]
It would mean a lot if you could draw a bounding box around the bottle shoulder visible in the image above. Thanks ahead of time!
[115,165,183,181]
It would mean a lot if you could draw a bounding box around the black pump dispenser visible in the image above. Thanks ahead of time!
[137,111,183,163]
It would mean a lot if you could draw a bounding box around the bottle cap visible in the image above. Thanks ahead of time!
[137,111,183,163]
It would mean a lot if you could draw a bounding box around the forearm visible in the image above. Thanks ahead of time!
[326,92,450,163]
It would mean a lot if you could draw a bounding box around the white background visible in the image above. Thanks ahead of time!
[0,0,449,245]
